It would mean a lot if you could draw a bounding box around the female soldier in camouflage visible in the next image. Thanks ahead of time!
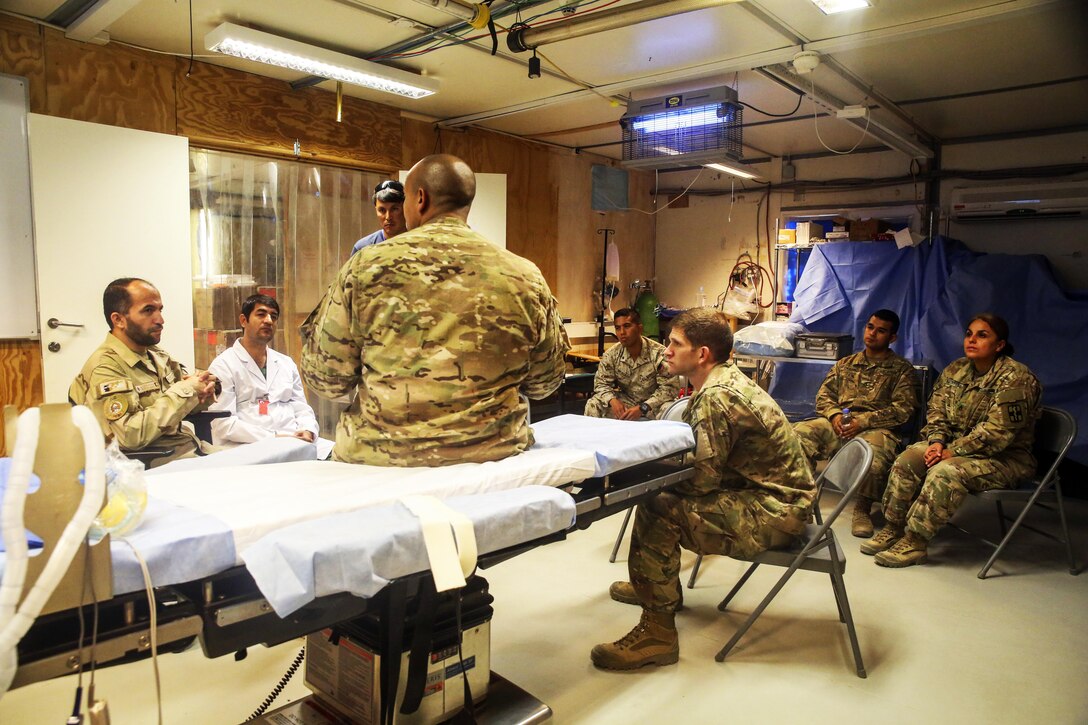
[861,313,1041,567]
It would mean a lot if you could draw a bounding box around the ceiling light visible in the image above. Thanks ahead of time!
[706,162,758,180]
[205,22,439,99]
[809,0,871,14]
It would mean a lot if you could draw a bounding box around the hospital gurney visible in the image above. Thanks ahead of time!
[4,410,694,722]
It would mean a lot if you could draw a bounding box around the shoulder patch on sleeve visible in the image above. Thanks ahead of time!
[102,395,129,421]
[97,379,133,397]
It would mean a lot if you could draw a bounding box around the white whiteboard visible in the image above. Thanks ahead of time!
[0,74,39,339]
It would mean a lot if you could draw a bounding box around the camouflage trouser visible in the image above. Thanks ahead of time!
[628,490,795,612]
[881,441,1032,540]
[583,396,650,420]
[792,418,899,501]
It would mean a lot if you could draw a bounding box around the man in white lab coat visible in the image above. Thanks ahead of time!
[208,294,321,449]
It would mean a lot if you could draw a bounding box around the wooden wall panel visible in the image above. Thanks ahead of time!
[177,60,401,171]
[0,340,43,454]
[0,16,45,112]
[43,28,174,133]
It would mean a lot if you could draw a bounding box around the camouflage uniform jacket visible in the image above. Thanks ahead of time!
[69,333,205,453]
[300,216,570,466]
[681,362,815,534]
[587,336,680,417]
[814,350,918,431]
[921,356,1041,463]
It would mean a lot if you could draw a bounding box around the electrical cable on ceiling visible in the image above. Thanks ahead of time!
[740,94,804,118]
[186,0,194,76]
[811,80,871,156]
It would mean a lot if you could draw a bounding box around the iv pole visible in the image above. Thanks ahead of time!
[596,228,614,356]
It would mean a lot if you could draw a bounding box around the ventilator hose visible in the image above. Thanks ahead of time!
[247,645,306,721]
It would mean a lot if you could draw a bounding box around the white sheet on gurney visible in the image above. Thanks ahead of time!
[146,446,596,557]
[147,436,317,475]
[529,415,694,477]
[244,486,574,616]
[110,498,235,594]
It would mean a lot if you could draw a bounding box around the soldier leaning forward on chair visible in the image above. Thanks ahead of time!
[591,308,814,671]
[793,309,918,538]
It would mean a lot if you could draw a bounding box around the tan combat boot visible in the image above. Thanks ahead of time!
[874,531,929,568]
[591,610,679,670]
[609,581,683,610]
[851,497,875,538]
[860,523,904,555]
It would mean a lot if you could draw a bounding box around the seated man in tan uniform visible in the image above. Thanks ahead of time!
[583,308,680,420]
[70,277,219,467]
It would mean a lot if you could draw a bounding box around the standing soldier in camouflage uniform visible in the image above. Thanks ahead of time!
[592,308,814,670]
[69,278,219,467]
[862,313,1041,567]
[301,154,569,467]
[583,308,679,420]
[793,310,918,537]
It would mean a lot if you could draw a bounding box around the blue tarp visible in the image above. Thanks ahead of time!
[773,237,1088,463]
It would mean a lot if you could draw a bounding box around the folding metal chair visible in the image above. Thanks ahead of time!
[972,407,1079,579]
[608,396,690,563]
[715,438,873,678]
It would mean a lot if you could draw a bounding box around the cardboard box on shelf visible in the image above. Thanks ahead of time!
[850,218,892,241]
[795,221,824,243]
[777,229,796,245]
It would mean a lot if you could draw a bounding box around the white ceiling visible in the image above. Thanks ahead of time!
[4,0,1087,182]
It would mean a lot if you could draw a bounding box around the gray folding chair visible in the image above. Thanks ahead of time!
[608,396,691,563]
[972,407,1079,579]
[715,438,873,678]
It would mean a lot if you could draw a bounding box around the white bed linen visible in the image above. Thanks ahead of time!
[147,447,596,558]
[530,415,694,476]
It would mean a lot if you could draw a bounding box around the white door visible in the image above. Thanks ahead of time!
[28,115,194,403]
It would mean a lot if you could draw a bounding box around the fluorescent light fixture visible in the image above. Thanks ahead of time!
[706,162,758,180]
[205,22,439,99]
[810,0,871,14]
[653,146,682,156]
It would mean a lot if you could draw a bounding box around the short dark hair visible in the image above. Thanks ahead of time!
[671,308,733,364]
[613,308,641,325]
[103,277,150,329]
[968,312,1015,357]
[242,293,280,320]
[870,309,901,335]
[372,179,405,204]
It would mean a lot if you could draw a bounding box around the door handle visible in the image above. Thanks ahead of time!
[47,318,84,329]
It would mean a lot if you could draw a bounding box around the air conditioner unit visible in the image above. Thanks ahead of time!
[949,181,1088,221]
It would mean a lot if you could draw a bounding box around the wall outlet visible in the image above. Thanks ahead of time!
[837,105,868,119]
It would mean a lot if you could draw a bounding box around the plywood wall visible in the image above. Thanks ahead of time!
[0,341,43,454]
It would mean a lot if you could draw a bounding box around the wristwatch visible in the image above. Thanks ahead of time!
[639,402,651,416]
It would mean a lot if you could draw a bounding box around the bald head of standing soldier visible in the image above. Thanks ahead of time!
[69,278,219,466]
[301,154,570,467]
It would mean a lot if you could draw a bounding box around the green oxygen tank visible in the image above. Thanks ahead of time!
[634,287,660,338]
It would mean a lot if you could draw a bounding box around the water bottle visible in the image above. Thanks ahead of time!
[696,286,706,308]
[840,407,852,436]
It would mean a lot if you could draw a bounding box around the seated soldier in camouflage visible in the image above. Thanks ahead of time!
[301,154,569,466]
[583,308,679,420]
[592,308,814,671]
[862,313,1041,567]
[793,309,918,537]
[69,278,219,468]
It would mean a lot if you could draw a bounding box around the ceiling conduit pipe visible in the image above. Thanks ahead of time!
[508,0,742,52]
[409,0,480,23]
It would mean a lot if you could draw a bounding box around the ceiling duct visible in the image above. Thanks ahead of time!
[619,87,748,173]
[508,0,740,52]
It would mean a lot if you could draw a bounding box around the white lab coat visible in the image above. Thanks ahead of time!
[208,340,320,446]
